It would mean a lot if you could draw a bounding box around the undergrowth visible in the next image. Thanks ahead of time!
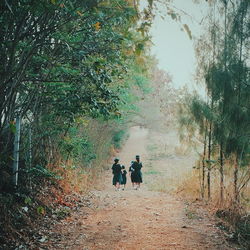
[0,118,128,248]
[112,129,128,149]
[176,168,250,249]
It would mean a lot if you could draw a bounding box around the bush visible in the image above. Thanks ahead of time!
[27,165,61,180]
[236,215,250,248]
[60,127,96,165]
[112,129,127,149]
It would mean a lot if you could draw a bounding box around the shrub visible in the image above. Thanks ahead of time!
[112,129,127,149]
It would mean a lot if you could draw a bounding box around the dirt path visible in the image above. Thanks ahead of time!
[43,126,234,250]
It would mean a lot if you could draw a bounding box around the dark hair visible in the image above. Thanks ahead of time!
[121,165,125,169]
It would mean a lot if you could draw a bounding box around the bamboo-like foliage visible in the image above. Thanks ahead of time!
[180,0,249,205]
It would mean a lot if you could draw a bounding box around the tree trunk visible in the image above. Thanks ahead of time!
[12,115,21,187]
[234,156,239,203]
[207,118,212,200]
[201,122,208,199]
[219,143,224,203]
[202,157,205,199]
[234,0,245,205]
[28,125,32,188]
[207,169,211,200]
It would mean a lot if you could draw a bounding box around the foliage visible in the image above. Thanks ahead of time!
[112,129,127,149]
[0,1,157,248]
[0,0,153,187]
[27,165,61,180]
[180,0,249,210]
[60,126,96,164]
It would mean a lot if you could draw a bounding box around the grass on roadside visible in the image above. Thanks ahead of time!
[147,176,181,193]
[144,170,160,175]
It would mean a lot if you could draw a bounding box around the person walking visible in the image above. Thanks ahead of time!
[130,155,143,190]
[129,161,135,188]
[112,158,122,191]
[121,165,127,190]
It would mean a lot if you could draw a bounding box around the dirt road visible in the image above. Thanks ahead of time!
[43,126,234,250]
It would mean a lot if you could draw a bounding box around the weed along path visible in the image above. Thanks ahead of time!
[43,126,234,250]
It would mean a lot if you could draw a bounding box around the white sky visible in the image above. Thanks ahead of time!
[143,0,209,91]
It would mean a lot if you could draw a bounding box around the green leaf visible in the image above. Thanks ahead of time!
[9,122,16,134]
[37,206,45,215]
[24,197,32,205]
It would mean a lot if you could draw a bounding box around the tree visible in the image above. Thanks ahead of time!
[182,0,249,204]
[0,0,153,188]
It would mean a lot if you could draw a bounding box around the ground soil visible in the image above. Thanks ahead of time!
[39,126,236,250]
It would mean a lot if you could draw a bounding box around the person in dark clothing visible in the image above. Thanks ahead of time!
[121,165,127,190]
[130,155,143,190]
[129,161,135,188]
[112,158,122,190]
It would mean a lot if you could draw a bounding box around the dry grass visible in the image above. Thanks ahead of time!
[175,166,250,214]
[146,167,196,194]
[46,119,123,196]
[174,170,201,199]
[148,177,177,193]
[174,144,191,156]
[47,161,96,194]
